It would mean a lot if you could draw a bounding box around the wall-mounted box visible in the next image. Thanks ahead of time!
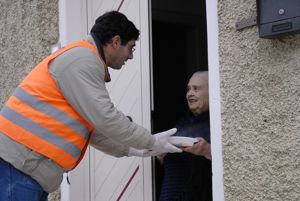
[258,0,300,38]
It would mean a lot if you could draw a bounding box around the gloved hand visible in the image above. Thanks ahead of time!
[150,128,182,154]
[127,128,182,157]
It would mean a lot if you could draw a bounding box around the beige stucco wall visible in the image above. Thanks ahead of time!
[0,0,59,200]
[219,0,300,200]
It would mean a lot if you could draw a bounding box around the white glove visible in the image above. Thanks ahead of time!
[150,128,182,154]
[128,128,182,157]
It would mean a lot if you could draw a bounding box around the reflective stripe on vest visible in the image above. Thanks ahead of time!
[0,41,103,170]
[0,106,81,159]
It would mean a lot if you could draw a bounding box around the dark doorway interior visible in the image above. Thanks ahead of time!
[151,0,208,200]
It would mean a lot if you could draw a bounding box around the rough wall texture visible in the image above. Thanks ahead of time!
[0,0,58,106]
[0,0,60,200]
[218,0,300,201]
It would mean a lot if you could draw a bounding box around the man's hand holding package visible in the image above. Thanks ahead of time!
[128,128,182,157]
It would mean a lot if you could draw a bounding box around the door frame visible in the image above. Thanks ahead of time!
[206,0,225,200]
[58,0,90,201]
[59,0,224,200]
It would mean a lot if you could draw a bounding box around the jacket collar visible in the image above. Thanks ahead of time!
[87,34,111,82]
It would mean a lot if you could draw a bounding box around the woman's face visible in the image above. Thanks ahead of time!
[186,74,209,115]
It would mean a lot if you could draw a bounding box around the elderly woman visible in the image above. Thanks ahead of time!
[159,71,212,201]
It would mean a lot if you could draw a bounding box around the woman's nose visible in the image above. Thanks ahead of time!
[186,90,193,97]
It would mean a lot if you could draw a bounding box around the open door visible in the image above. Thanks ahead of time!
[65,0,153,201]
[87,1,153,201]
[149,0,208,200]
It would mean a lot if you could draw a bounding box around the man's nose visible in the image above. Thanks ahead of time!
[128,52,133,59]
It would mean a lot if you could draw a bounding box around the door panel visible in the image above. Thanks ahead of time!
[65,0,152,201]
[87,0,152,201]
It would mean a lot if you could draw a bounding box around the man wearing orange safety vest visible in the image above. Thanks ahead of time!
[0,11,182,201]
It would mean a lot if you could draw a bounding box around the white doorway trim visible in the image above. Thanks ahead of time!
[58,1,89,201]
[206,0,225,201]
[58,1,70,201]
[59,0,225,200]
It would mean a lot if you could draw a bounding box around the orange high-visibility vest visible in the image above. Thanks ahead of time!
[0,41,105,170]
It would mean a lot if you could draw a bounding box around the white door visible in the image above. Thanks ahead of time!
[61,0,152,201]
[87,1,152,201]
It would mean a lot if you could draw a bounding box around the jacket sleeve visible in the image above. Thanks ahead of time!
[49,46,155,152]
[90,130,129,157]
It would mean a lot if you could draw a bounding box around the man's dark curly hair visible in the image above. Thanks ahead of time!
[91,11,140,46]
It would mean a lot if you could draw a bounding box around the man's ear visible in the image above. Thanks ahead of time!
[111,35,121,49]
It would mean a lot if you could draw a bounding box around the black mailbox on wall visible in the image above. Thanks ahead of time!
[257,0,300,38]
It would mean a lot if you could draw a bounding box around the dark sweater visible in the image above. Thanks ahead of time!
[159,111,212,201]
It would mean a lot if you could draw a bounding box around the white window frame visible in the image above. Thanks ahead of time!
[206,0,225,201]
